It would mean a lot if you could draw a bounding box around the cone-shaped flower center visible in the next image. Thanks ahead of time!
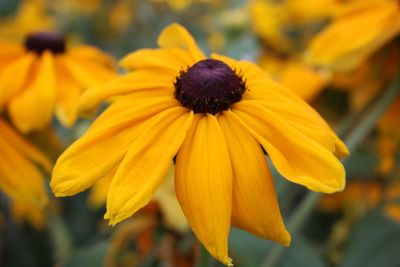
[25,32,66,54]
[175,59,246,114]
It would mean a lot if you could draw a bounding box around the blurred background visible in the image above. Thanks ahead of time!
[0,0,399,266]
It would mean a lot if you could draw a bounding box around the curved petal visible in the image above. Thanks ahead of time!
[0,119,51,171]
[175,114,233,266]
[57,55,115,89]
[105,107,193,225]
[120,47,194,73]
[88,166,116,208]
[218,112,290,245]
[54,61,82,127]
[68,45,115,67]
[51,93,178,196]
[8,52,56,132]
[157,23,206,62]
[0,53,36,108]
[0,132,47,206]
[232,101,346,193]
[78,70,174,114]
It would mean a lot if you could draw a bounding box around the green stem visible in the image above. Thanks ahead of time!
[260,75,400,267]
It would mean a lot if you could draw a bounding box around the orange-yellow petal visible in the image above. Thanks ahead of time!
[175,114,233,266]
[8,51,56,132]
[218,111,291,245]
[232,101,345,193]
[157,23,206,62]
[105,107,193,225]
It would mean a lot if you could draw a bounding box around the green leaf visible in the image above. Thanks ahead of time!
[339,210,400,267]
[64,241,108,267]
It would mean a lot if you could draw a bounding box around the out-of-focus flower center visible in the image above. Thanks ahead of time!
[174,59,246,114]
[24,32,66,54]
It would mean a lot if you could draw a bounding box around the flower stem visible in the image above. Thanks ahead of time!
[260,74,400,267]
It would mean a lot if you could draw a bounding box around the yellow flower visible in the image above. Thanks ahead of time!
[0,32,115,132]
[51,23,348,265]
[151,0,220,11]
[306,0,400,71]
[0,0,54,41]
[0,118,50,205]
[259,54,330,101]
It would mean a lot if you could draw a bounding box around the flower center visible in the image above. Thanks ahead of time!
[174,59,246,114]
[24,32,66,54]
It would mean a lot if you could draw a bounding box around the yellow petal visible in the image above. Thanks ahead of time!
[232,101,346,193]
[51,93,178,196]
[175,114,233,266]
[157,23,206,62]
[105,107,193,224]
[0,131,47,206]
[218,112,290,246]
[68,45,115,67]
[0,119,51,171]
[54,61,82,127]
[78,70,174,114]
[57,55,114,89]
[0,53,36,108]
[120,47,194,73]
[8,51,56,132]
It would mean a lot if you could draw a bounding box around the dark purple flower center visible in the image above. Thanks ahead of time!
[24,32,66,54]
[174,59,246,114]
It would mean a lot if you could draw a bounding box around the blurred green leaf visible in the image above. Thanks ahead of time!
[339,210,400,267]
[64,241,108,267]
[278,237,327,267]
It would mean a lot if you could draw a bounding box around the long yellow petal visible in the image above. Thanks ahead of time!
[0,132,47,206]
[232,102,346,193]
[8,51,56,132]
[218,112,291,245]
[51,93,178,196]
[105,107,193,224]
[78,70,174,114]
[120,47,194,73]
[175,114,233,266]
[0,119,51,171]
[68,45,115,67]
[0,53,36,108]
[157,23,206,62]
[54,61,82,127]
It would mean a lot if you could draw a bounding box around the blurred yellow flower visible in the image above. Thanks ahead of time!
[51,23,348,265]
[48,0,101,14]
[152,0,220,11]
[0,0,54,41]
[306,0,400,71]
[0,118,50,206]
[0,32,115,132]
[259,54,330,101]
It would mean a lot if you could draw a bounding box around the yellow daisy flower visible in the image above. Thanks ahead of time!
[0,118,50,206]
[306,0,400,71]
[51,23,348,265]
[0,32,115,132]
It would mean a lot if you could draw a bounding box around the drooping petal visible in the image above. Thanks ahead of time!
[54,61,82,127]
[88,166,116,208]
[218,112,290,245]
[0,53,36,108]
[232,101,346,193]
[120,47,194,73]
[157,23,206,62]
[0,132,47,206]
[0,119,51,171]
[68,45,115,67]
[51,93,178,196]
[175,114,233,266]
[8,51,56,132]
[105,107,193,225]
[78,70,174,114]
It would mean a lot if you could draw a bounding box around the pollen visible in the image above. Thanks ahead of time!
[24,32,66,55]
[174,59,246,114]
